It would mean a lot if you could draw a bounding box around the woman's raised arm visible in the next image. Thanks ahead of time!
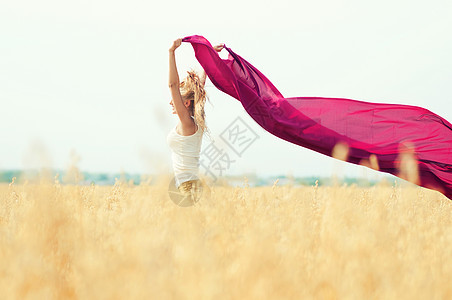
[168,38,192,125]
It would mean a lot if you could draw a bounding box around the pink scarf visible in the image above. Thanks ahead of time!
[183,35,452,200]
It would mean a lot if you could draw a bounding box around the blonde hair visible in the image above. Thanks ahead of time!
[180,70,210,135]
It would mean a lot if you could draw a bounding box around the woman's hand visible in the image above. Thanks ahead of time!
[169,38,182,52]
[213,44,224,52]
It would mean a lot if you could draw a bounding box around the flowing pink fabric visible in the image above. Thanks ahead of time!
[183,35,452,200]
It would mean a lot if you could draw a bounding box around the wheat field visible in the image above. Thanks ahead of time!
[1,175,452,299]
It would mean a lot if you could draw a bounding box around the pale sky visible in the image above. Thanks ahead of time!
[1,0,451,179]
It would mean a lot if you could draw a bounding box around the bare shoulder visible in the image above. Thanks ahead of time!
[177,119,198,136]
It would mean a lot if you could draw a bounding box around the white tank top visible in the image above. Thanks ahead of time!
[166,119,203,188]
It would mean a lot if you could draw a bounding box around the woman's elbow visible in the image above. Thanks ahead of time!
[168,82,179,89]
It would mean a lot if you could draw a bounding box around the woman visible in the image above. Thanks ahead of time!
[166,38,223,205]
